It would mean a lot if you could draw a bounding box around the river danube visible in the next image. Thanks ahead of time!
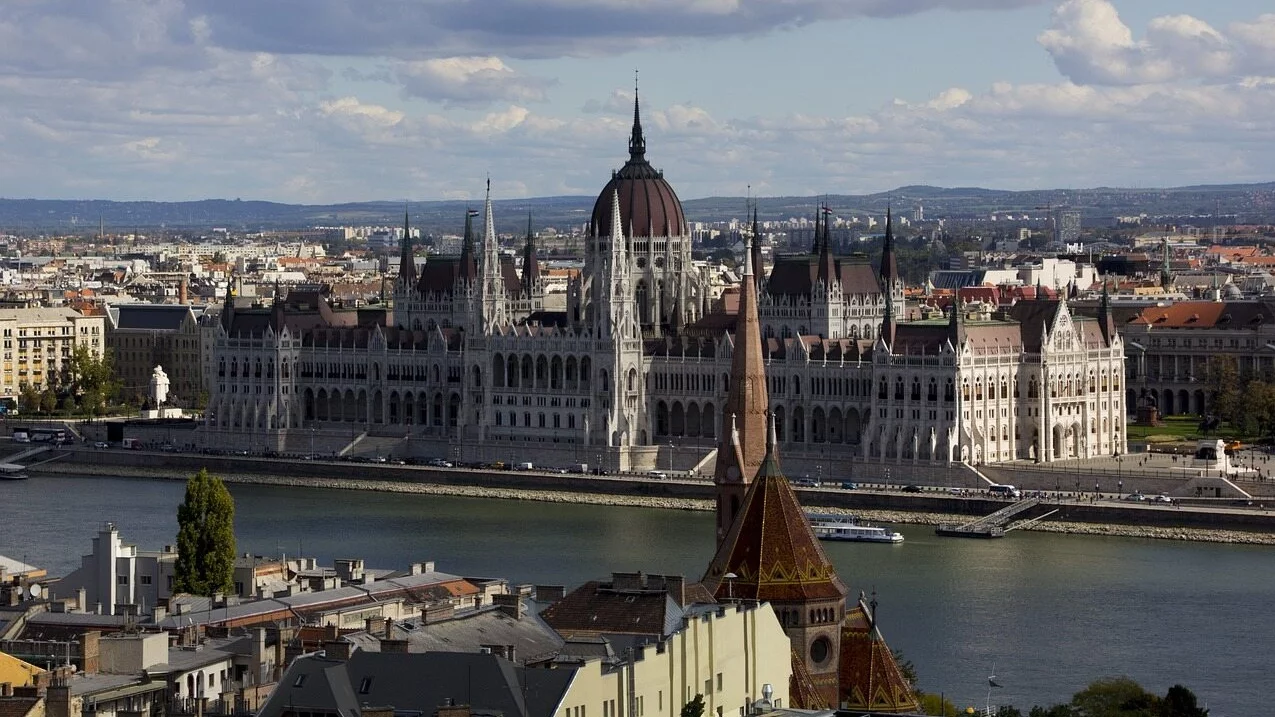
[1,474,1268,716]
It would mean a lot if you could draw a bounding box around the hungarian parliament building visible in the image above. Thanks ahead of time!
[207,96,1127,472]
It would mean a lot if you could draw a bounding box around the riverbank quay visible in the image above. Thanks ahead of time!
[30,447,1275,545]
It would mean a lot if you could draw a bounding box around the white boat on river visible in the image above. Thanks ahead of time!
[807,513,904,543]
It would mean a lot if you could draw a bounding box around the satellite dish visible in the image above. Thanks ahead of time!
[28,583,42,599]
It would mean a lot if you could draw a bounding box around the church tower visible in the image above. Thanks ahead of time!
[712,227,769,542]
[479,182,509,332]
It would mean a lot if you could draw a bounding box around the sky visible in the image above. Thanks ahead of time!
[1,0,1274,204]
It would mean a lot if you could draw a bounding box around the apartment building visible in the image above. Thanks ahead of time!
[0,307,105,402]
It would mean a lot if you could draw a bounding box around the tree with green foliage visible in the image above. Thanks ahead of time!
[61,344,120,415]
[680,694,704,717]
[1159,686,1207,717]
[174,469,237,596]
[917,692,959,716]
[19,384,39,414]
[1069,676,1159,717]
[1203,355,1241,423]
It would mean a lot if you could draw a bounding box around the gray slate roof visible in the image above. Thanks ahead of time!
[259,651,577,717]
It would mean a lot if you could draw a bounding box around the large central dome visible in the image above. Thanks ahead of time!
[589,92,687,238]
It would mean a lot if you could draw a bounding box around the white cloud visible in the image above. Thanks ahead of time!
[395,57,552,107]
[1037,0,1275,86]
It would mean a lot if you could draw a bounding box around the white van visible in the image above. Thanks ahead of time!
[514,462,535,471]
[988,484,1021,499]
[12,431,29,443]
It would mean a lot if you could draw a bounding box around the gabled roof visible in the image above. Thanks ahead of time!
[260,650,577,717]
[109,304,197,331]
[703,444,846,604]
[539,580,685,639]
[766,255,882,298]
[1128,300,1275,329]
[838,597,920,714]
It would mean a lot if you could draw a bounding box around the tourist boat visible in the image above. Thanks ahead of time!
[0,462,28,480]
[806,514,904,543]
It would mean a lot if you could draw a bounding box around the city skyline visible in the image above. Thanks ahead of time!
[1,0,1273,203]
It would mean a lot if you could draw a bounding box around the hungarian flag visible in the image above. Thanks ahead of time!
[468,209,480,217]
[989,677,1003,688]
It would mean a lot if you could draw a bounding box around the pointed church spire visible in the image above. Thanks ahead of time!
[398,204,417,287]
[1098,277,1116,347]
[522,211,540,293]
[816,204,836,288]
[713,192,770,543]
[1159,238,1174,289]
[948,294,966,348]
[460,207,478,281]
[880,206,898,288]
[628,72,646,162]
[750,205,764,294]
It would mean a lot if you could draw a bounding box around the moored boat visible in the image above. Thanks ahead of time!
[807,513,904,543]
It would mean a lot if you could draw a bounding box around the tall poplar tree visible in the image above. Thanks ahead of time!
[174,469,237,596]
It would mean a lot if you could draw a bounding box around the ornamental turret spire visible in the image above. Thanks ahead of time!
[628,73,646,162]
[398,205,417,288]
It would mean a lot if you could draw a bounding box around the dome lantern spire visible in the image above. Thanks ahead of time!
[628,71,646,161]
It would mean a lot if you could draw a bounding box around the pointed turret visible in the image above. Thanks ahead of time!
[1160,238,1174,289]
[948,295,966,348]
[1098,278,1116,347]
[880,278,897,350]
[479,180,508,329]
[628,81,646,162]
[816,205,836,289]
[521,212,540,294]
[459,208,478,282]
[750,206,764,294]
[880,206,898,289]
[704,412,848,707]
[712,218,770,543]
[398,206,417,288]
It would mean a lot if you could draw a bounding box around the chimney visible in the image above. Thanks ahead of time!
[421,604,454,625]
[325,624,339,640]
[323,640,353,661]
[435,702,471,717]
[380,639,409,654]
[492,594,524,620]
[661,576,685,606]
[611,572,643,591]
[534,585,564,603]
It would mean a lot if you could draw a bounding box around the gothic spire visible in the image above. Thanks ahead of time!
[1159,238,1174,289]
[712,195,770,544]
[948,294,965,348]
[1098,277,1116,346]
[880,206,898,288]
[398,204,417,288]
[522,211,540,293]
[750,205,764,294]
[816,204,836,289]
[460,207,478,281]
[628,74,646,162]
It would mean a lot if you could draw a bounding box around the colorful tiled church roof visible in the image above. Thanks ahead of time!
[703,422,847,604]
[839,595,920,713]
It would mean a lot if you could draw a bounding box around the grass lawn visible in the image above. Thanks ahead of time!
[1126,415,1259,444]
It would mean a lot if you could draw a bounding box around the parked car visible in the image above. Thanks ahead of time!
[426,458,453,468]
[1152,494,1173,503]
[647,470,668,479]
[902,485,922,493]
[1123,492,1146,501]
[792,478,820,488]
[840,481,858,490]
[93,441,110,449]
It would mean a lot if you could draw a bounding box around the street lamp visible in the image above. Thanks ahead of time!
[668,441,674,474]
[724,572,737,602]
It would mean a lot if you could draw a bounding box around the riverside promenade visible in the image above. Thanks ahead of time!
[28,445,1275,545]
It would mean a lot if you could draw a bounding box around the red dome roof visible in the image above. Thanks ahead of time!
[589,94,687,238]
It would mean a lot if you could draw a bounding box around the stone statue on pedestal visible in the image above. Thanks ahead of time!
[149,365,170,407]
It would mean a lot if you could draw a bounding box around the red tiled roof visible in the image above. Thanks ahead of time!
[838,598,919,713]
[703,448,847,604]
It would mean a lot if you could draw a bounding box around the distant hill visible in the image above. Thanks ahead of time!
[2,180,1273,232]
